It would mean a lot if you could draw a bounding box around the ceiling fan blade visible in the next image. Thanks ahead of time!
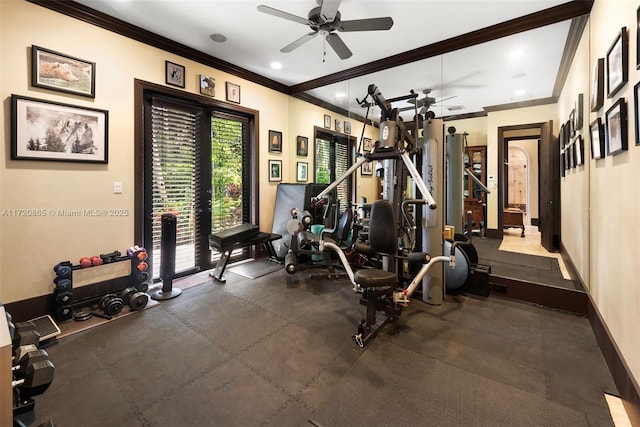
[340,17,393,32]
[281,32,319,53]
[320,0,341,22]
[257,5,310,26]
[434,95,457,104]
[326,32,352,59]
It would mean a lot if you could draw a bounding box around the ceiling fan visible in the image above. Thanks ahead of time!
[257,0,393,60]
[399,89,461,114]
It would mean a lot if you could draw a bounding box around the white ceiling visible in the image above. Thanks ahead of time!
[73,0,577,120]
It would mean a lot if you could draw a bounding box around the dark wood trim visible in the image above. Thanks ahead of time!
[553,15,590,97]
[292,93,370,125]
[133,79,260,245]
[442,111,488,121]
[27,0,289,94]
[558,241,585,291]
[485,228,502,239]
[587,295,640,426]
[531,217,540,226]
[484,97,557,113]
[489,276,588,314]
[289,1,594,93]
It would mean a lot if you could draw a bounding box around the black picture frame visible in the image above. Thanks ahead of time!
[560,152,565,177]
[605,98,628,156]
[31,45,96,98]
[591,58,604,112]
[226,82,240,103]
[324,114,331,129]
[165,61,185,88]
[268,159,282,182]
[637,6,640,70]
[575,135,584,166]
[606,27,628,98]
[589,118,606,160]
[344,121,351,134]
[268,130,282,153]
[362,137,373,153]
[11,94,108,163]
[569,109,576,137]
[361,161,373,176]
[635,81,640,145]
[296,136,308,156]
[296,162,308,182]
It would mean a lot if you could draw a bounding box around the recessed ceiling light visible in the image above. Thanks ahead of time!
[270,62,282,70]
[335,92,347,99]
[210,33,227,43]
[510,50,524,59]
[514,89,526,96]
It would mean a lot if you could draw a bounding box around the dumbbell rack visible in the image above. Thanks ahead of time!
[52,249,150,322]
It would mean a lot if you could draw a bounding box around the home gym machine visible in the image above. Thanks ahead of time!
[308,84,479,347]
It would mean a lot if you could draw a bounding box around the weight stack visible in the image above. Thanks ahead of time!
[151,213,181,300]
[52,262,74,321]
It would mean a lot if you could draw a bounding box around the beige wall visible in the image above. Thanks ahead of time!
[0,0,376,303]
[587,0,640,389]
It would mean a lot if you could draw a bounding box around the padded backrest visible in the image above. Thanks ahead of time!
[368,200,397,255]
[333,208,353,243]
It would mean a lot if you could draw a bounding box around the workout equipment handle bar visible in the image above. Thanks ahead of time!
[401,152,436,208]
[315,156,369,200]
[464,167,491,194]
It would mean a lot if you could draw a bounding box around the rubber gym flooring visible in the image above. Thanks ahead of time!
[30,266,616,426]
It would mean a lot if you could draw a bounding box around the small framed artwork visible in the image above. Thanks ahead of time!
[637,6,640,70]
[269,159,282,182]
[559,123,565,148]
[605,98,627,156]
[363,137,373,153]
[606,27,628,98]
[335,119,342,132]
[226,82,240,103]
[296,136,308,156]
[199,75,215,97]
[269,130,282,153]
[589,118,605,160]
[568,143,575,169]
[11,94,108,163]
[165,61,185,88]
[591,58,604,112]
[575,93,583,130]
[296,162,308,182]
[634,81,640,145]
[324,114,331,129]
[575,135,584,166]
[563,145,569,170]
[568,109,576,137]
[31,45,96,98]
[344,121,351,134]
[361,160,373,176]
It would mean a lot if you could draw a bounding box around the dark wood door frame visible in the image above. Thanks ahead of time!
[491,123,545,240]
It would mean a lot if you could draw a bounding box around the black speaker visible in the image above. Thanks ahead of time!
[151,213,182,300]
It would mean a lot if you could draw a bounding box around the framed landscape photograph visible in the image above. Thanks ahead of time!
[269,159,282,182]
[199,75,215,97]
[591,58,604,112]
[165,61,185,88]
[296,136,308,156]
[296,162,308,182]
[269,130,282,153]
[605,98,627,156]
[31,45,95,98]
[589,118,605,160]
[11,94,108,163]
[606,27,628,98]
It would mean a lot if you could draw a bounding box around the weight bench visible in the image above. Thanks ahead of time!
[208,224,281,282]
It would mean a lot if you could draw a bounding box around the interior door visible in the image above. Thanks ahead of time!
[538,120,559,251]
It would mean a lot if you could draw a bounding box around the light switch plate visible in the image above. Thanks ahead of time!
[113,181,123,194]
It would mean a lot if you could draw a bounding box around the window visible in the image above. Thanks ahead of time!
[314,129,355,209]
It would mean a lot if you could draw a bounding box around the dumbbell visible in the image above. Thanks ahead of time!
[13,349,50,377]
[100,250,122,264]
[53,261,73,279]
[120,287,149,311]
[12,322,40,353]
[54,277,72,292]
[55,290,73,305]
[13,358,55,400]
[99,294,124,317]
